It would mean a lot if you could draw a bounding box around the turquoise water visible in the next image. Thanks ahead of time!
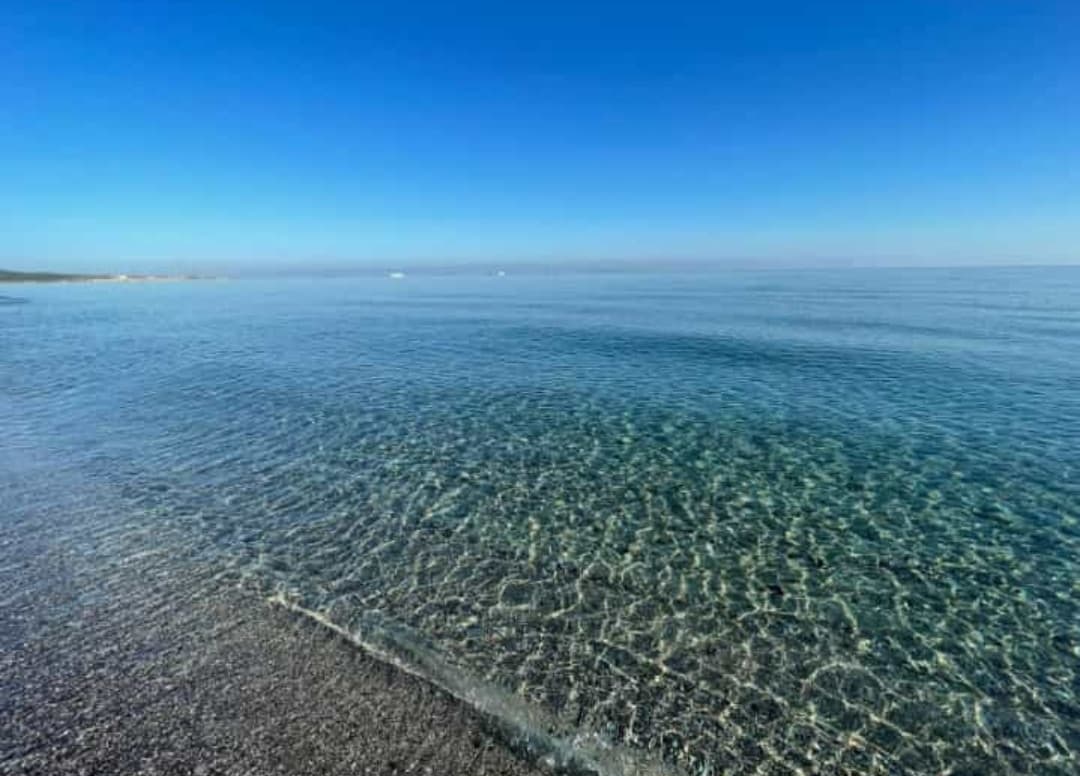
[2,268,1078,774]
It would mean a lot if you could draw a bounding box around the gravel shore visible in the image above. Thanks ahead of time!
[0,503,549,776]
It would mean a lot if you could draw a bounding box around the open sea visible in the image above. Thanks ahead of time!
[2,267,1078,775]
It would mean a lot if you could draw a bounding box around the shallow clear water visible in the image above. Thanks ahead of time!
[3,267,1079,774]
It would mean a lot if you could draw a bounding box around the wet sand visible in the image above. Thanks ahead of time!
[0,522,549,776]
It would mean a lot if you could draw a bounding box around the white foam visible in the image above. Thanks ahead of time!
[268,592,682,776]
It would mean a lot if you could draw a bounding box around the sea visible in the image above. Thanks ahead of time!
[2,266,1078,775]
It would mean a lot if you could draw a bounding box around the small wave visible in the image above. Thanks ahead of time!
[269,592,682,776]
[0,295,29,305]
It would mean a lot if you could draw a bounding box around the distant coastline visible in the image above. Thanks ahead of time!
[0,269,216,284]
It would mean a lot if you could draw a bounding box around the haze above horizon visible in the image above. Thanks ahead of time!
[3,1,1078,274]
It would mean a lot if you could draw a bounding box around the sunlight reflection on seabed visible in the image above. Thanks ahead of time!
[2,270,1078,774]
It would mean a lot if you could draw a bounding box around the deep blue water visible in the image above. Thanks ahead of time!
[2,267,1078,774]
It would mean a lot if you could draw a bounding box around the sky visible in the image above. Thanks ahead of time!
[2,1,1078,273]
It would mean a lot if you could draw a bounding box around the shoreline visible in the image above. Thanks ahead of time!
[0,276,219,284]
[0,522,549,776]
[0,269,220,284]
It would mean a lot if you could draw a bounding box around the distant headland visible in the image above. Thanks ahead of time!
[0,269,216,283]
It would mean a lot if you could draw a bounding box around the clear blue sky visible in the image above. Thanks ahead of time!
[3,1,1078,272]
